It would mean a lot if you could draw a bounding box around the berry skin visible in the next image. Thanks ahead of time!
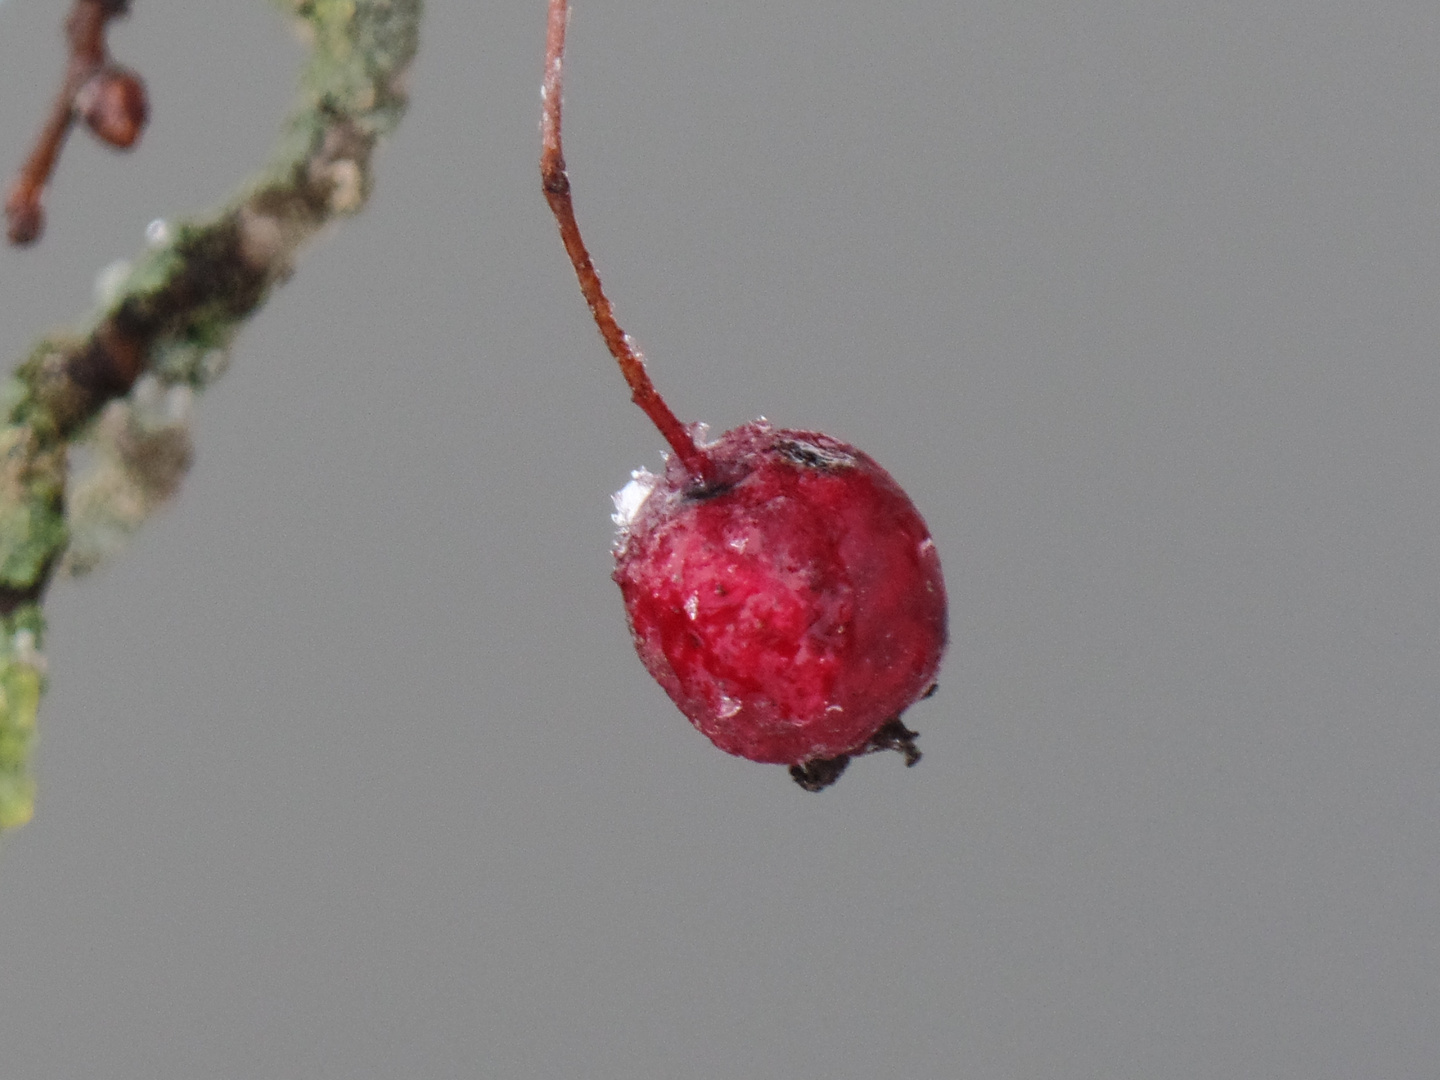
[613,421,947,770]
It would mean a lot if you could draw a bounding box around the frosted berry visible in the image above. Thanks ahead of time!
[75,65,148,150]
[541,0,948,787]
[613,422,947,778]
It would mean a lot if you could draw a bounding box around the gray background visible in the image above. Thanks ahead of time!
[2,1,1439,1076]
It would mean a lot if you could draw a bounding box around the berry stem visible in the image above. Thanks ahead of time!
[540,0,715,484]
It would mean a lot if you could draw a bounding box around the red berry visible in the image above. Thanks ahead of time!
[541,0,946,786]
[613,421,947,771]
[74,65,148,150]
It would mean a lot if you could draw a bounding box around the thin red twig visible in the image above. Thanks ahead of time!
[539,0,714,484]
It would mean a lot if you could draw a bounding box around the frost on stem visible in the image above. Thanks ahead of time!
[0,0,422,833]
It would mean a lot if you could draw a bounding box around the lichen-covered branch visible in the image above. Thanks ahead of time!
[0,0,422,831]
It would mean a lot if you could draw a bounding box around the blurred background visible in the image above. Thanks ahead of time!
[3,1,1440,1076]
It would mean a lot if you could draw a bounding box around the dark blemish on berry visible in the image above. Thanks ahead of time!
[774,439,853,470]
[684,478,736,501]
[921,682,938,700]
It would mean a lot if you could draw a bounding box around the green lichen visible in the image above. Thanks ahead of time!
[0,608,46,831]
[0,426,66,590]
[0,0,422,833]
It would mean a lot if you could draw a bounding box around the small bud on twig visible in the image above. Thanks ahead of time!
[5,0,148,247]
[5,189,46,247]
[75,65,149,150]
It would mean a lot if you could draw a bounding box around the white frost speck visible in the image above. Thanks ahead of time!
[919,537,935,555]
[145,218,171,248]
[162,384,195,426]
[611,467,657,532]
[12,629,47,675]
[620,333,646,362]
[685,594,699,620]
[717,696,742,720]
[94,260,131,306]
[825,704,843,713]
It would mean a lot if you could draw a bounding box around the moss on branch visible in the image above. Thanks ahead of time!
[0,0,422,832]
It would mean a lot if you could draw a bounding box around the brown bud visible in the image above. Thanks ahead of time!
[5,184,44,246]
[74,65,148,150]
